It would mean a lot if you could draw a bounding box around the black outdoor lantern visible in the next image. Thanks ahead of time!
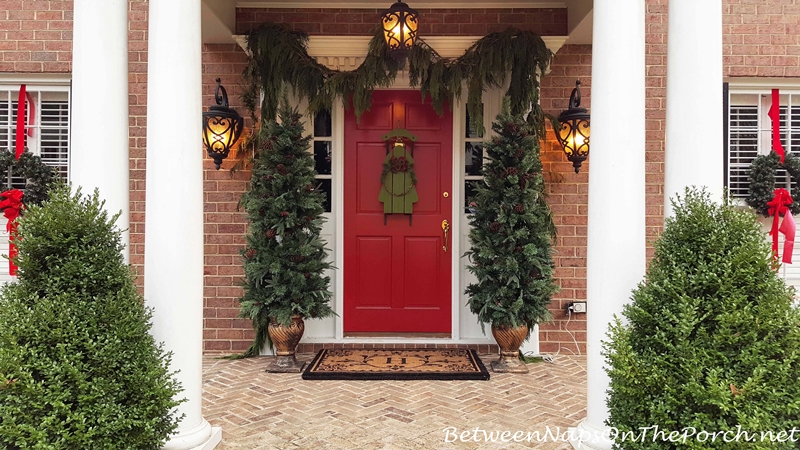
[556,80,591,173]
[202,78,244,170]
[381,0,419,65]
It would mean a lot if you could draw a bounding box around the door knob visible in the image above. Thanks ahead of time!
[441,219,450,252]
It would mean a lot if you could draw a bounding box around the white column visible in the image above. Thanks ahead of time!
[71,0,130,261]
[664,0,723,216]
[571,0,646,449]
[145,1,221,449]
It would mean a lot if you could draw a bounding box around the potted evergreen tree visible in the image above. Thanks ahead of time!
[238,101,334,372]
[605,189,800,449]
[465,99,559,373]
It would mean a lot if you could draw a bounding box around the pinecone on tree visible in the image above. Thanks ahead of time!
[465,97,558,332]
[237,100,334,358]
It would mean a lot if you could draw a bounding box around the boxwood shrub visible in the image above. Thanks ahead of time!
[605,188,800,450]
[0,185,182,449]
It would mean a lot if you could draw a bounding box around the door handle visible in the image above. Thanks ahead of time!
[441,219,450,252]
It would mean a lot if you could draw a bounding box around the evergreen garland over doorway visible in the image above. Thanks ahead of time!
[242,23,555,138]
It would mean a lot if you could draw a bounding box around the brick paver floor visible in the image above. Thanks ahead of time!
[202,354,587,450]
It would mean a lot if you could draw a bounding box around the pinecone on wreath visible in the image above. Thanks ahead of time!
[390,156,409,173]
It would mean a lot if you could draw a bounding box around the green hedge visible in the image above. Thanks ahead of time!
[0,185,182,449]
[605,189,800,450]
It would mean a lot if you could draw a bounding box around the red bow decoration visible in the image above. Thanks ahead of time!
[0,189,24,275]
[768,89,786,164]
[767,188,795,265]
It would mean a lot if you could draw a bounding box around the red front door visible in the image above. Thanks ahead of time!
[344,90,453,334]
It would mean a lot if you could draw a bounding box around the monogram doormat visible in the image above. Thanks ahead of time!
[301,348,490,380]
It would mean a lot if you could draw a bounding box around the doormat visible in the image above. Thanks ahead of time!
[301,348,490,380]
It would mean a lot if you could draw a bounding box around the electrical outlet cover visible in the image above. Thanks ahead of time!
[572,302,587,313]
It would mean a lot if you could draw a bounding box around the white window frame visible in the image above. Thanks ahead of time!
[726,79,800,296]
[0,77,71,282]
[725,79,800,199]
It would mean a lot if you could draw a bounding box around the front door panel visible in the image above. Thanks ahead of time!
[344,90,453,333]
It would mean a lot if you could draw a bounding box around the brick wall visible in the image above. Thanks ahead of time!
[201,44,252,353]
[539,44,591,355]
[0,0,72,72]
[724,1,800,77]
[128,0,148,284]
[235,7,568,36]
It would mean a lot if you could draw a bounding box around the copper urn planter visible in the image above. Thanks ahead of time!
[490,323,529,373]
[265,315,306,373]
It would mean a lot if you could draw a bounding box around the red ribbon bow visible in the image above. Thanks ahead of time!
[0,189,24,275]
[767,188,795,265]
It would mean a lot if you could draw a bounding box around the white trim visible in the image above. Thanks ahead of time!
[724,77,800,89]
[450,93,463,340]
[333,98,346,340]
[0,74,71,87]
[236,1,567,9]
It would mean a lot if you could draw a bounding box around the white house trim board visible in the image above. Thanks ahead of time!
[723,77,800,89]
[0,74,72,87]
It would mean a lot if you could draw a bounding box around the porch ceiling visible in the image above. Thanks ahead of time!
[202,0,593,45]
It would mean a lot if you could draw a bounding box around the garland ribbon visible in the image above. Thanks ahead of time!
[768,89,785,163]
[0,189,23,275]
[767,187,795,264]
[15,85,27,159]
[7,84,30,274]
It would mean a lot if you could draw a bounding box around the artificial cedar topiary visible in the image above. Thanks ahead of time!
[464,98,558,333]
[605,188,800,450]
[236,101,334,357]
[0,185,182,449]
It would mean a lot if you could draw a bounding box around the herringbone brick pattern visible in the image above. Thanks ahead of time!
[202,354,587,449]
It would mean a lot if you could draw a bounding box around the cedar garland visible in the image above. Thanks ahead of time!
[242,23,555,139]
[0,149,57,209]
[746,152,800,216]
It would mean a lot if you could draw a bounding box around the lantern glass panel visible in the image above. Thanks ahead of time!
[383,12,402,49]
[203,114,237,154]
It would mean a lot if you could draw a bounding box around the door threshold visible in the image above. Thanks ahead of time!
[344,332,452,339]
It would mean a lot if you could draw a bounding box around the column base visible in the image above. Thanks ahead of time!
[569,419,614,450]
[163,419,222,450]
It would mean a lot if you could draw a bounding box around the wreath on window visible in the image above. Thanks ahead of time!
[0,148,57,211]
[746,151,800,217]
